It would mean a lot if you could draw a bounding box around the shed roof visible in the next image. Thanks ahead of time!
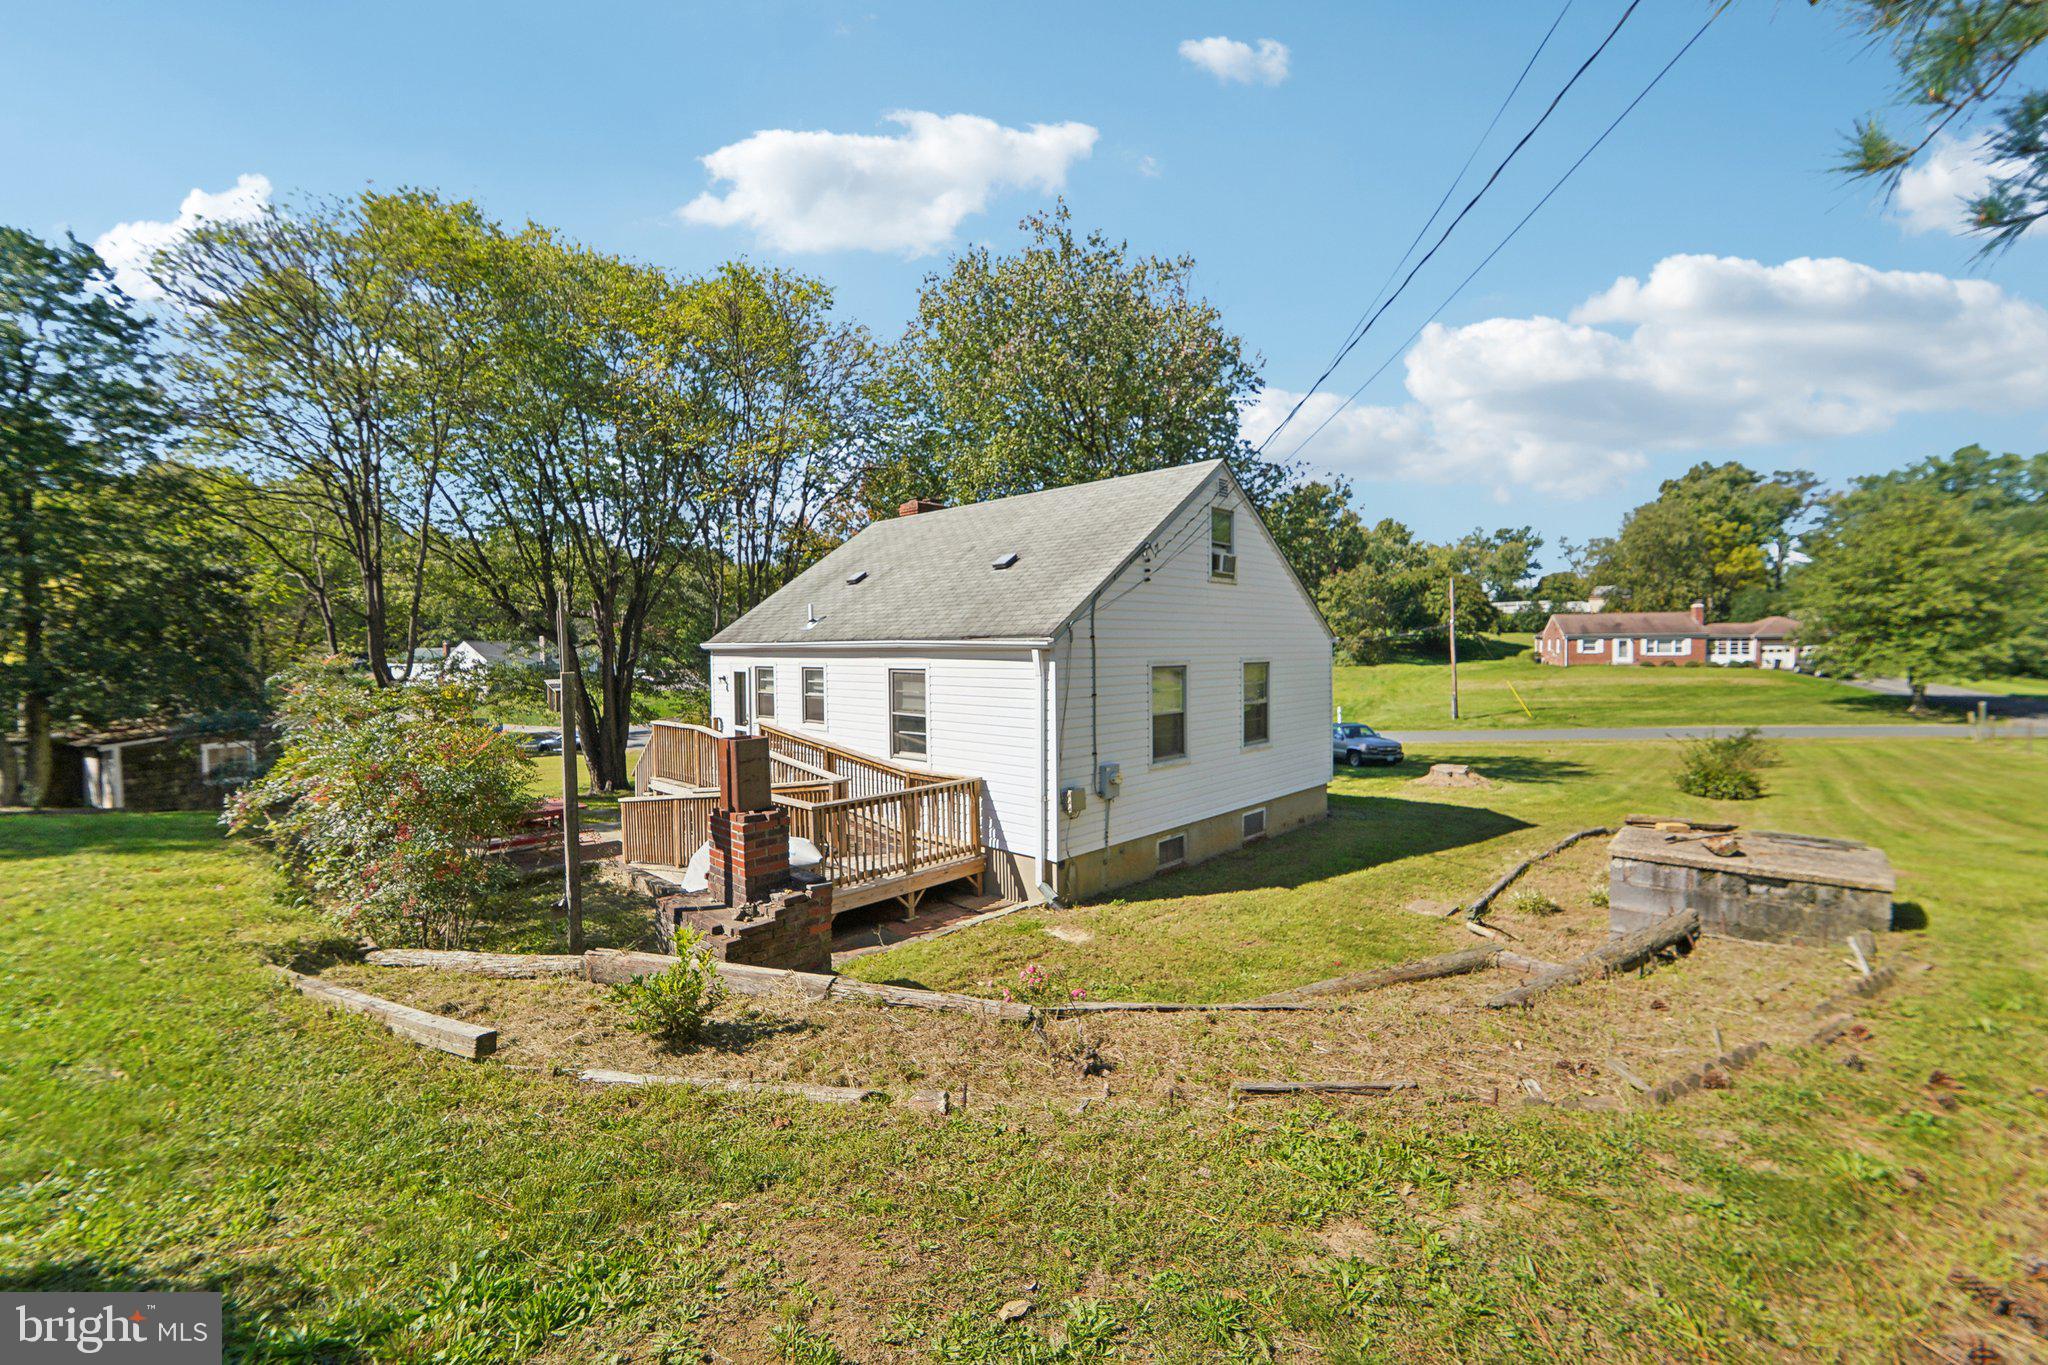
[707,461,1238,648]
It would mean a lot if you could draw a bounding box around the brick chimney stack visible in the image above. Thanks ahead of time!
[707,735,790,905]
[897,498,946,517]
[1690,601,1706,627]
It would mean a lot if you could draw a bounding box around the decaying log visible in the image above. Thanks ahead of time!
[1496,951,1566,975]
[1484,909,1701,1010]
[582,948,684,985]
[272,967,497,1060]
[1251,946,1502,1004]
[1230,1079,1419,1099]
[715,960,836,1002]
[1625,814,1736,832]
[575,1068,880,1104]
[824,978,1035,1022]
[1038,1000,1321,1015]
[363,948,585,978]
[1463,826,1614,918]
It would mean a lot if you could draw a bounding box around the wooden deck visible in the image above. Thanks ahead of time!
[621,721,985,915]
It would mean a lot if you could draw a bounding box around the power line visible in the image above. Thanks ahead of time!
[1257,0,1645,456]
[1280,8,1721,465]
[1308,0,1575,394]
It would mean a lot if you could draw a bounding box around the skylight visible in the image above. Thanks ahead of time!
[991,552,1019,570]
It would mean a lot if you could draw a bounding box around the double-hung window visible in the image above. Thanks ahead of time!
[1574,638,1603,654]
[801,666,826,724]
[753,666,776,719]
[888,669,927,758]
[1209,508,1236,581]
[1151,665,1188,762]
[1641,638,1689,658]
[1241,661,1270,746]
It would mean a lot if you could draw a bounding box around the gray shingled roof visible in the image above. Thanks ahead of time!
[708,461,1229,647]
[1550,611,1705,637]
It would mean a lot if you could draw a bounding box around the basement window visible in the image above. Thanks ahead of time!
[1242,808,1268,842]
[1157,833,1187,869]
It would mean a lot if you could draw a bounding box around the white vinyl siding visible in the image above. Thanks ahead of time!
[1053,480,1331,860]
[706,647,1050,860]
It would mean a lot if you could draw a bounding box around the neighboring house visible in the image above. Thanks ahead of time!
[703,460,1335,903]
[8,719,272,811]
[409,639,553,683]
[1535,604,1804,669]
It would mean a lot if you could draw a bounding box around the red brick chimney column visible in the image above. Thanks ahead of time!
[1690,601,1706,626]
[709,807,790,905]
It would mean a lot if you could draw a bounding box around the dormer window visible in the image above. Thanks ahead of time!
[1209,507,1236,581]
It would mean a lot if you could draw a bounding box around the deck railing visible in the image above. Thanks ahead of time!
[757,721,967,799]
[777,776,983,891]
[618,791,715,869]
[641,721,722,791]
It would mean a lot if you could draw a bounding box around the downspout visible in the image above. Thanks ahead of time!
[1032,645,1049,900]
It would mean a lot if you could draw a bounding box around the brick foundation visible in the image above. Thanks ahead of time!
[653,871,835,973]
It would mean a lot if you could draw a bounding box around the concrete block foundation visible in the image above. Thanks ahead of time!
[1608,827,1895,946]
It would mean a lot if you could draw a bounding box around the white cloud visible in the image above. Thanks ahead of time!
[1891,133,2041,239]
[1248,253,2048,495]
[93,173,272,299]
[678,111,1098,255]
[1178,36,1290,86]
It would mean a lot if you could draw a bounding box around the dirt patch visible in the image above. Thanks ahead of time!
[322,847,1880,1119]
[1412,763,1495,789]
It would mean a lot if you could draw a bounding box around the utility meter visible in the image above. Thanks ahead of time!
[1095,762,1121,800]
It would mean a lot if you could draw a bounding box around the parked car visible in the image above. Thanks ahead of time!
[1332,723,1404,767]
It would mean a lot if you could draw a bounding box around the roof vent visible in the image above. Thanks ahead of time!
[991,552,1019,570]
[804,604,820,631]
[845,570,868,585]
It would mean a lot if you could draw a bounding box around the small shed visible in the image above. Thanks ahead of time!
[41,720,273,812]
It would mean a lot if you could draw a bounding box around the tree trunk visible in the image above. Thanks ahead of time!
[0,713,20,807]
[10,488,54,806]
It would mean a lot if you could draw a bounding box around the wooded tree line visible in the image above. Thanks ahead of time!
[2,195,1319,804]
[6,187,2043,807]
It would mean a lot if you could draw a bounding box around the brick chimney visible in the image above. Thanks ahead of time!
[897,498,946,517]
[707,735,789,905]
[1690,601,1706,626]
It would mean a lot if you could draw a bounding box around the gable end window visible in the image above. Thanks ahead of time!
[1151,665,1187,762]
[888,669,927,759]
[1209,508,1236,581]
[753,666,776,719]
[1241,661,1270,746]
[801,666,826,724]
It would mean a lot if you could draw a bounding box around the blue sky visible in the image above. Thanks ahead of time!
[6,0,2046,563]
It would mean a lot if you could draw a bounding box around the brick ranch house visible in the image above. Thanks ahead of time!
[1535,603,1803,669]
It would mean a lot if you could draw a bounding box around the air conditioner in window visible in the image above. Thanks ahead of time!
[1211,550,1237,579]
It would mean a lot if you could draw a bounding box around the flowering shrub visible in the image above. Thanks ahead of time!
[609,930,726,1047]
[226,660,537,947]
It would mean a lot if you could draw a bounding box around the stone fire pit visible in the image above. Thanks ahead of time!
[1608,826,1895,946]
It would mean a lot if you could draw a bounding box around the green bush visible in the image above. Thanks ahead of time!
[610,931,726,1047]
[226,661,536,947]
[1507,888,1561,916]
[1676,727,1779,800]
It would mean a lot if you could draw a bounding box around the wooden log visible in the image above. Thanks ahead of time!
[582,948,681,985]
[715,960,836,1002]
[363,948,585,978]
[1463,826,1614,918]
[1231,1079,1418,1098]
[1484,908,1701,1010]
[272,967,497,1060]
[1606,1057,1653,1094]
[1625,814,1736,832]
[1846,931,1876,979]
[575,1068,880,1104]
[1250,946,1501,1004]
[1646,1037,1771,1106]
[1496,951,1566,975]
[1039,1000,1322,1015]
[825,978,1035,1023]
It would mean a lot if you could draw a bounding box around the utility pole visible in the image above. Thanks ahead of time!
[556,587,584,952]
[1448,573,1461,720]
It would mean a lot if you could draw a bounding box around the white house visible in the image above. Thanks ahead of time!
[408,639,553,683]
[702,460,1335,903]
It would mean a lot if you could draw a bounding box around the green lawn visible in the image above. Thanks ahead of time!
[4,738,2045,1359]
[1337,635,1928,730]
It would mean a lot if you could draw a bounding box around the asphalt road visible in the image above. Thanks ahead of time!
[1384,721,2045,744]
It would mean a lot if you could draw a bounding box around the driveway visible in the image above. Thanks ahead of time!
[1836,678,2048,717]
[1383,721,2045,744]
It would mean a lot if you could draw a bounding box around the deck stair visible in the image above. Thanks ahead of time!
[621,720,984,915]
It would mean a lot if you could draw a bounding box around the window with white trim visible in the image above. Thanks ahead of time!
[1241,661,1270,746]
[1640,638,1690,657]
[753,666,777,718]
[1710,638,1756,661]
[1209,508,1236,581]
[1151,665,1187,762]
[1241,808,1268,841]
[888,669,927,758]
[1574,638,1604,654]
[199,740,257,779]
[801,666,825,724]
